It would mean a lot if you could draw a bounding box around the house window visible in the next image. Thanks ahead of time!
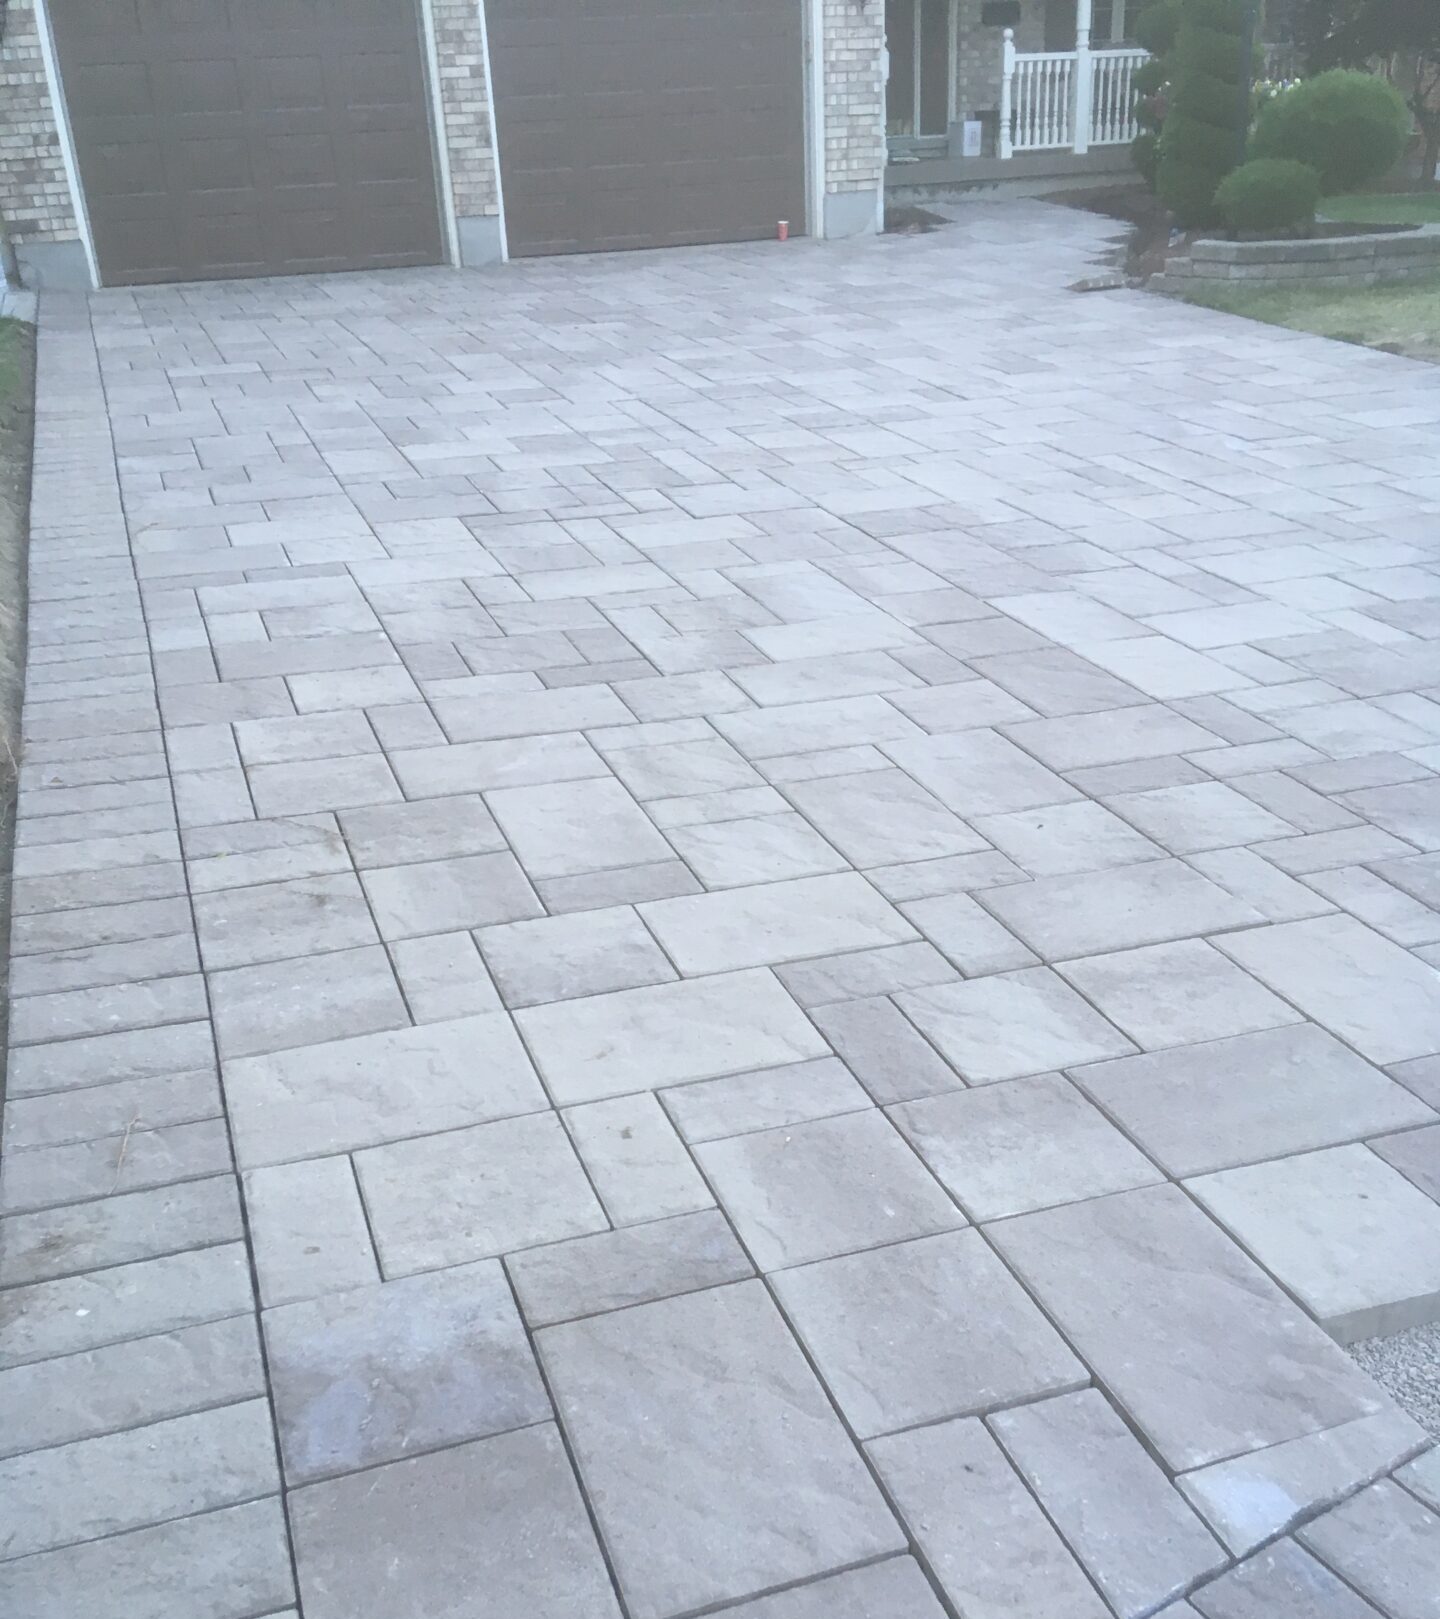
[1093,0,1131,42]
[886,0,955,141]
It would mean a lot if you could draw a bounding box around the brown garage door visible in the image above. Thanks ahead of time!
[488,0,807,257]
[47,0,445,285]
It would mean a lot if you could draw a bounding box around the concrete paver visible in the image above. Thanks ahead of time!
[5,201,1440,1613]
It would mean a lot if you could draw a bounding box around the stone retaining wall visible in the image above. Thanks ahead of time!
[1155,225,1440,290]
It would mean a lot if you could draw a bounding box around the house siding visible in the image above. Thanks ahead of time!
[0,0,78,246]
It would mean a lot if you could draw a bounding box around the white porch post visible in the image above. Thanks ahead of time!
[1073,0,1094,153]
[999,27,1015,159]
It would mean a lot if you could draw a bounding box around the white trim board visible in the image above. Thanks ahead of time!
[32,0,100,288]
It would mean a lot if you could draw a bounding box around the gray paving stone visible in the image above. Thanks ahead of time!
[432,682,632,741]
[563,1092,713,1225]
[991,1389,1227,1618]
[360,850,542,937]
[391,929,502,1021]
[0,1496,295,1619]
[1216,914,1440,1065]
[716,1559,949,1618]
[988,1184,1391,1472]
[605,733,763,798]
[1392,1055,1440,1109]
[338,793,506,867]
[1,1397,278,1561]
[774,1228,1084,1437]
[1187,1145,1440,1343]
[487,775,672,878]
[1297,1479,1440,1619]
[0,1315,264,1460]
[355,1111,607,1275]
[1105,781,1295,853]
[1071,1024,1434,1176]
[1398,1445,1440,1511]
[661,1057,871,1142]
[9,931,198,998]
[1371,1124,1440,1202]
[892,1072,1160,1219]
[244,1156,379,1307]
[810,995,962,1104]
[899,891,1040,975]
[0,1116,230,1214]
[775,941,959,1007]
[516,968,828,1104]
[208,943,408,1059]
[883,727,1082,816]
[538,1280,903,1619]
[225,1012,547,1165]
[185,812,350,893]
[782,768,987,867]
[978,859,1264,960]
[639,872,916,974]
[973,799,1165,876]
[1004,703,1223,770]
[695,1109,963,1271]
[193,872,376,969]
[867,1415,1110,1619]
[1180,1408,1430,1554]
[506,1208,753,1326]
[0,1242,254,1370]
[973,646,1148,716]
[1191,1539,1385,1619]
[390,731,608,797]
[535,855,703,911]
[264,1259,547,1483]
[1056,939,1300,1049]
[0,1173,242,1286]
[1,1068,221,1150]
[896,967,1135,1084]
[666,811,848,887]
[10,971,208,1046]
[478,904,675,1008]
[714,693,922,758]
[247,752,401,817]
[290,1426,621,1619]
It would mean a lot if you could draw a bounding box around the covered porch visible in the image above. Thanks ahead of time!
[884,0,1148,178]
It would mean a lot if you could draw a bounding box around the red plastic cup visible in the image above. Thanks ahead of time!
[777,220,790,242]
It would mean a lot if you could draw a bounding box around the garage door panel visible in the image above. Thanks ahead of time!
[49,0,443,284]
[489,0,805,257]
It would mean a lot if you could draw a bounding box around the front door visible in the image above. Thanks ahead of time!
[886,0,953,145]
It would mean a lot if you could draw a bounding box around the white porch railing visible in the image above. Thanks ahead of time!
[1000,30,1148,158]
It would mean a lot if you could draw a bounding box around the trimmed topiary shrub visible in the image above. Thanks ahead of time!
[1251,69,1411,194]
[1131,130,1161,185]
[1156,0,1250,227]
[1214,158,1321,232]
[1130,0,1181,191]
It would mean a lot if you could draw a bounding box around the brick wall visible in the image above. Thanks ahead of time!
[428,0,500,221]
[824,0,887,198]
[0,0,78,244]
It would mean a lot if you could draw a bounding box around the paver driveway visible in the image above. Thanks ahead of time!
[4,202,1440,1617]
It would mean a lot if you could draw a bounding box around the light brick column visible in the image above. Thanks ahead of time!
[821,0,887,237]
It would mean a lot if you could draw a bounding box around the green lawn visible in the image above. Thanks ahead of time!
[1318,192,1440,225]
[1180,272,1440,362]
